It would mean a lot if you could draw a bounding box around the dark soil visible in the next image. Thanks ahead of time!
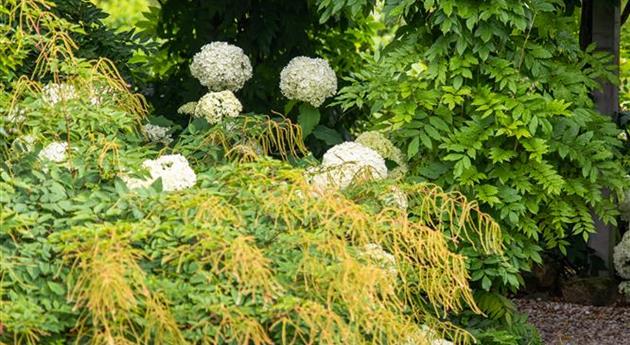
[514,298,630,345]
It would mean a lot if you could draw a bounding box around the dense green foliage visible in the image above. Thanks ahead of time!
[324,0,626,281]
[0,0,153,87]
[621,19,630,112]
[4,0,628,343]
[52,0,155,83]
[619,19,630,173]
[147,0,384,155]
[0,1,527,344]
[317,1,628,341]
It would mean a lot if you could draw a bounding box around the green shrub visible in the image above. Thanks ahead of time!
[0,0,153,88]
[145,0,384,155]
[0,70,503,345]
[1,1,510,344]
[322,0,628,292]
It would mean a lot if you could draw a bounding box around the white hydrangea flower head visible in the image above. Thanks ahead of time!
[194,90,242,124]
[124,155,196,192]
[362,243,397,278]
[38,141,67,162]
[279,56,337,107]
[619,281,630,298]
[14,135,36,152]
[614,231,630,280]
[177,101,198,116]
[5,108,25,124]
[121,175,154,190]
[190,42,253,92]
[143,123,172,145]
[42,83,77,105]
[87,85,114,106]
[3,108,26,134]
[308,142,387,192]
[141,154,196,192]
[356,131,408,179]
[306,166,344,193]
[380,186,408,210]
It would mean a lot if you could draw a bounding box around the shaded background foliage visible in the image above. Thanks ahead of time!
[145,0,385,156]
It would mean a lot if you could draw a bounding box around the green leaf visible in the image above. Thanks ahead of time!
[312,125,343,145]
[284,100,297,114]
[48,282,65,296]
[471,270,484,281]
[407,137,420,158]
[297,104,320,137]
[481,276,492,291]
[419,132,433,149]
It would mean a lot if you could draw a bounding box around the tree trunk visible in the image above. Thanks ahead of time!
[581,0,621,271]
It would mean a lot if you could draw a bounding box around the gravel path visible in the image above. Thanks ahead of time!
[514,299,630,345]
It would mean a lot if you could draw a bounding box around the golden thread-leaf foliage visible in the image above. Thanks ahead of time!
[48,160,503,345]
[176,114,309,165]
[2,2,504,344]
[2,0,147,131]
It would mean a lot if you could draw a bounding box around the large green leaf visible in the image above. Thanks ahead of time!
[297,104,320,137]
[312,125,342,145]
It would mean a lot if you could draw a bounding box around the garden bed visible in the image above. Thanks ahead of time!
[514,299,630,345]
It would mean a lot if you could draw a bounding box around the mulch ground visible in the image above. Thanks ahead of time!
[514,299,630,345]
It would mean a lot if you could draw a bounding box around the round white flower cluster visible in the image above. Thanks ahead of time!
[279,56,337,107]
[362,243,397,278]
[143,124,172,145]
[3,108,26,134]
[87,85,113,106]
[194,91,243,124]
[38,141,67,162]
[308,141,387,192]
[355,131,408,179]
[177,101,197,116]
[15,135,36,152]
[42,83,77,105]
[190,42,253,92]
[121,174,154,190]
[614,231,630,280]
[5,108,25,124]
[124,154,196,192]
[380,186,409,210]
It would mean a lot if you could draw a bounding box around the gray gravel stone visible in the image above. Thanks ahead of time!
[514,299,630,345]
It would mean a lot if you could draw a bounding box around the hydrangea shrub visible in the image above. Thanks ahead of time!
[189,42,253,92]
[280,56,337,107]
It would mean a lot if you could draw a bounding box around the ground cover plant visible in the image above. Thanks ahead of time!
[0,1,519,344]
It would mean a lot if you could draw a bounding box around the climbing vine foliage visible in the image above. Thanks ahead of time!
[321,0,628,291]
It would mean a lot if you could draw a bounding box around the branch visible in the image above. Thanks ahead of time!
[623,0,630,26]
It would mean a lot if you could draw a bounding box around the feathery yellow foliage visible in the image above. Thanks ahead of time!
[49,160,503,344]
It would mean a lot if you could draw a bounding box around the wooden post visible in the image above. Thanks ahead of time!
[581,1,621,270]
